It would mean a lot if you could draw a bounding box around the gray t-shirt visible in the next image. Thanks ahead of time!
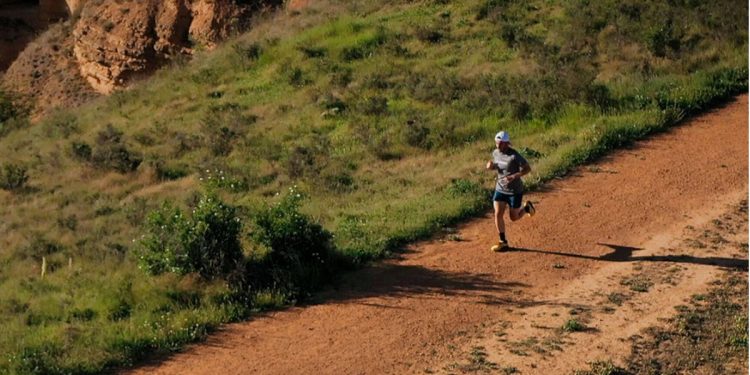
[492,148,528,194]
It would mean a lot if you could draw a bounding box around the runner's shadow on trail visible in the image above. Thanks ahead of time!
[306,264,546,308]
[511,243,748,270]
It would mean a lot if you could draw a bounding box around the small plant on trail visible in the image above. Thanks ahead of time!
[607,292,628,306]
[136,193,243,280]
[620,275,653,292]
[562,319,586,332]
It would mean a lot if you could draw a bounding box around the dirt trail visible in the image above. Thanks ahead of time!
[127,95,748,375]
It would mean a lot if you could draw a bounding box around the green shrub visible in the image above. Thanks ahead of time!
[70,141,93,161]
[288,67,311,87]
[136,194,243,280]
[0,163,29,191]
[91,125,142,173]
[248,187,334,292]
[645,21,681,58]
[232,41,262,62]
[16,342,63,375]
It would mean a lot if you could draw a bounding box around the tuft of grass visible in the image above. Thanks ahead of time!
[574,360,630,375]
[562,319,586,332]
[620,275,653,293]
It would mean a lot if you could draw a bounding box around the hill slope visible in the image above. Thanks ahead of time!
[0,0,746,372]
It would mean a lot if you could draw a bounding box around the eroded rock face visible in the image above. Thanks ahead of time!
[2,0,283,115]
[72,0,262,94]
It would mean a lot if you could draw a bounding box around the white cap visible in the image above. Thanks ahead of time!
[495,131,510,143]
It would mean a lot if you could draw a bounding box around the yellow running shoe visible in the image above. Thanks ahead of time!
[524,201,536,217]
[491,240,509,252]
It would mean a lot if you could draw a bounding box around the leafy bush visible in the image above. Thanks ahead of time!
[136,194,243,280]
[248,187,334,292]
[70,141,93,161]
[0,163,29,191]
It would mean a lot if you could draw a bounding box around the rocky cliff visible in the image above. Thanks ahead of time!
[71,0,266,94]
[2,0,283,115]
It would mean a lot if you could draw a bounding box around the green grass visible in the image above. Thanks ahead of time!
[0,0,747,372]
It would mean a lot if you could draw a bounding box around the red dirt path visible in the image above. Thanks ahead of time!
[126,95,748,374]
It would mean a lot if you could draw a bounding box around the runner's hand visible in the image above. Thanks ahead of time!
[486,161,495,170]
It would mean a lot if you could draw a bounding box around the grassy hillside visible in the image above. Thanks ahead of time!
[0,0,747,372]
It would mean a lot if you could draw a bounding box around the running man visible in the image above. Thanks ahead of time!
[485,131,536,251]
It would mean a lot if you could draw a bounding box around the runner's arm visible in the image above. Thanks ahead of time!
[507,162,531,182]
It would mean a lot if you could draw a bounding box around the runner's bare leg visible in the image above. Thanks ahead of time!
[509,205,527,221]
[494,201,507,235]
